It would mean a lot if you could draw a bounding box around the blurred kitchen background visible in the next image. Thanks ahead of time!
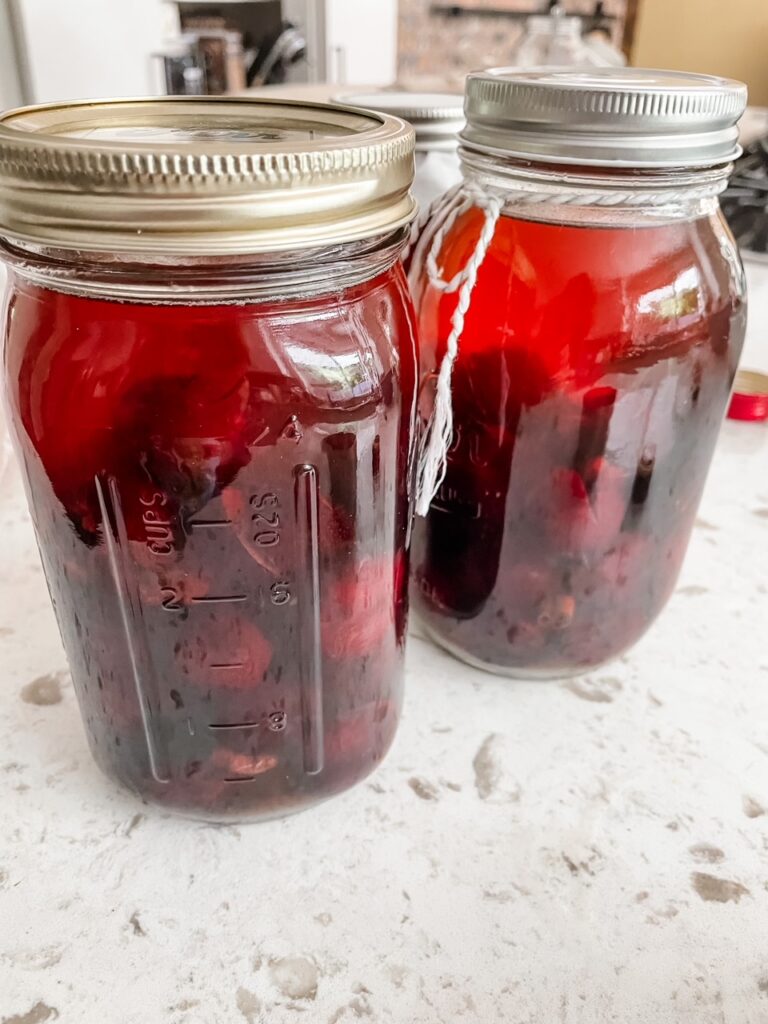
[0,0,766,108]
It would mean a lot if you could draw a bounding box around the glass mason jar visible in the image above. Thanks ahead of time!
[409,69,747,678]
[335,92,464,210]
[0,98,418,819]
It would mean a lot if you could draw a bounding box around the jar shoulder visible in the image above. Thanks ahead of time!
[4,270,416,395]
[411,204,746,371]
[3,270,419,478]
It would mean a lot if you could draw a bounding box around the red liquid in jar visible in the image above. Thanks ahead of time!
[412,208,745,675]
[5,267,417,817]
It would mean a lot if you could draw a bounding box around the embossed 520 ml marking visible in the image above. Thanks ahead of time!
[251,491,281,547]
[250,491,293,605]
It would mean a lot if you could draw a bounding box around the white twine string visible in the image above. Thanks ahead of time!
[414,185,503,517]
[401,182,463,267]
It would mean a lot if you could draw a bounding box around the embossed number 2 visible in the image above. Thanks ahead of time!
[160,586,182,611]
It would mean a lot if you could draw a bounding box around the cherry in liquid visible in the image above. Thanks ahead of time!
[412,208,745,676]
[5,267,417,817]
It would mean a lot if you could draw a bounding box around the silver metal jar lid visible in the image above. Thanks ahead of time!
[335,92,464,152]
[0,96,416,255]
[462,67,748,168]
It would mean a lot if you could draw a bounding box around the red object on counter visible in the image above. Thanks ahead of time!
[727,370,768,422]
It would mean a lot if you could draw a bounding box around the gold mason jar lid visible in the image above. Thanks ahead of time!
[0,97,416,255]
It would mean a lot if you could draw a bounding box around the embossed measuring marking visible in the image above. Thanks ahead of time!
[209,719,262,730]
[208,710,287,732]
[181,481,305,777]
[99,458,322,784]
[251,491,281,547]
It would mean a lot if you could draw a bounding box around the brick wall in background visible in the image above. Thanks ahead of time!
[397,0,627,89]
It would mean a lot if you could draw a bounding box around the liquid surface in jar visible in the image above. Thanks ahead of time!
[412,207,745,675]
[5,267,416,818]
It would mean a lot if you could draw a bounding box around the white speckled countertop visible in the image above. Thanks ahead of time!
[1,266,768,1024]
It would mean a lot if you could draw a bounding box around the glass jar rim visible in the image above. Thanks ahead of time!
[1,226,410,304]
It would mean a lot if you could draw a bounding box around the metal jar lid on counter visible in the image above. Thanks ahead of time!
[335,91,464,209]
